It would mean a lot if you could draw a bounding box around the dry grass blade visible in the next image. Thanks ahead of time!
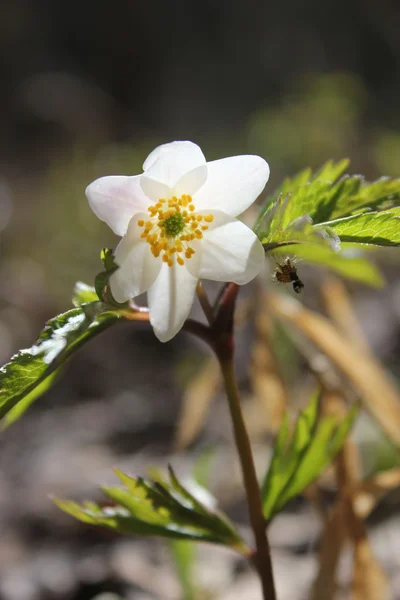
[250,308,288,433]
[311,443,391,600]
[321,278,369,354]
[279,282,393,600]
[174,356,221,451]
[354,467,400,519]
[311,410,360,600]
[311,502,346,600]
[266,291,400,446]
[352,536,389,600]
[336,436,389,600]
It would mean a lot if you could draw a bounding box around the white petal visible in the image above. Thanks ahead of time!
[109,213,161,302]
[193,155,269,217]
[186,210,265,284]
[143,141,206,188]
[140,176,172,202]
[86,175,151,236]
[174,165,208,196]
[147,261,199,342]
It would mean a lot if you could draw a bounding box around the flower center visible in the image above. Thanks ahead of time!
[138,194,214,267]
[162,212,186,237]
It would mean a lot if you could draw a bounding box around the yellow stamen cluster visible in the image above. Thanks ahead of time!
[138,194,214,267]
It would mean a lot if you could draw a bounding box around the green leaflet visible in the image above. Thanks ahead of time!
[72,282,99,305]
[169,450,215,600]
[331,176,400,219]
[55,467,248,554]
[2,369,61,429]
[170,539,196,600]
[254,159,350,233]
[256,160,400,255]
[95,248,127,306]
[318,208,400,246]
[262,393,357,522]
[0,299,130,424]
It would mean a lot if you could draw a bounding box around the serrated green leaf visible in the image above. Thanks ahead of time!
[95,248,117,303]
[55,468,249,554]
[255,160,349,233]
[255,159,349,238]
[332,176,400,218]
[256,161,400,257]
[94,271,111,303]
[2,368,61,429]
[95,248,127,306]
[0,302,131,423]
[169,451,215,600]
[262,393,357,521]
[273,245,384,287]
[101,247,118,271]
[253,167,312,232]
[73,282,99,305]
[311,174,364,224]
[312,159,352,189]
[167,465,210,515]
[261,209,341,253]
[319,208,400,246]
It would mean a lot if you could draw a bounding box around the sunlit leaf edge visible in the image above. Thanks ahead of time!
[55,467,249,554]
[0,300,131,423]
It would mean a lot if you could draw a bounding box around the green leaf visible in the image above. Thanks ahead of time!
[73,282,99,305]
[2,368,61,429]
[273,245,384,287]
[55,467,249,554]
[255,159,349,237]
[101,247,118,272]
[256,161,400,252]
[311,174,364,224]
[255,160,349,233]
[0,302,131,423]
[261,206,341,253]
[262,393,357,521]
[169,451,215,600]
[318,208,400,246]
[170,540,197,600]
[95,248,127,306]
[331,176,400,219]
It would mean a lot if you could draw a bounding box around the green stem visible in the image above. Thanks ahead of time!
[189,281,276,598]
[218,357,277,600]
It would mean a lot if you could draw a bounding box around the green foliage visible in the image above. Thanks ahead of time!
[0,297,130,424]
[256,161,400,284]
[329,176,400,219]
[262,393,357,522]
[254,160,400,286]
[170,540,197,600]
[2,369,61,429]
[257,161,400,238]
[255,159,350,235]
[73,282,99,305]
[95,248,124,305]
[320,208,400,246]
[169,448,217,600]
[55,466,248,554]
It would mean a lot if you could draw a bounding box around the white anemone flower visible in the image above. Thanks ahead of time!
[86,141,269,342]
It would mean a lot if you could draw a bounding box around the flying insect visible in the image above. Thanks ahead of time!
[274,257,304,294]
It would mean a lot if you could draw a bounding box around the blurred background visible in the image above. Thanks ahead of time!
[0,1,400,599]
